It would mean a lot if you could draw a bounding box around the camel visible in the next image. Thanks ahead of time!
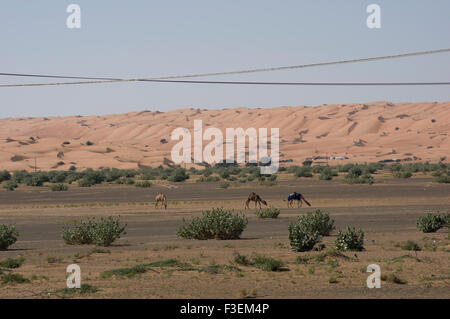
[245,192,268,209]
[155,192,167,209]
[287,192,311,208]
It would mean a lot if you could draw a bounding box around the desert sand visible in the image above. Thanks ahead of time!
[0,101,449,171]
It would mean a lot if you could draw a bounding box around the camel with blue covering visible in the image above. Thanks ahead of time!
[287,192,311,208]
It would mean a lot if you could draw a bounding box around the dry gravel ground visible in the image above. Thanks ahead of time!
[0,178,449,298]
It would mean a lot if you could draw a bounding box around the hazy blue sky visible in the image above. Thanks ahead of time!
[1,0,449,118]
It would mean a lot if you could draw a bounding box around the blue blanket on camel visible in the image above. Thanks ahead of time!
[288,193,302,201]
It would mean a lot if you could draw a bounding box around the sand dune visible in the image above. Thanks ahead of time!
[0,101,449,171]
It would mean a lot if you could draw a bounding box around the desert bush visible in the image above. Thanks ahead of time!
[443,213,450,228]
[232,252,284,271]
[0,256,25,268]
[219,169,230,179]
[233,251,252,266]
[168,168,189,182]
[104,168,123,182]
[23,172,49,187]
[294,166,313,178]
[335,227,365,251]
[297,210,335,236]
[11,170,29,183]
[90,217,127,246]
[432,170,450,183]
[416,213,445,233]
[0,170,11,183]
[288,220,321,252]
[48,171,68,183]
[0,225,19,250]
[251,255,284,271]
[319,167,335,180]
[393,170,413,178]
[255,206,280,219]
[3,181,18,191]
[219,182,230,189]
[62,216,127,246]
[135,181,152,188]
[197,176,220,182]
[343,167,374,184]
[78,178,95,187]
[50,183,68,191]
[1,273,30,285]
[399,240,421,251]
[177,208,248,240]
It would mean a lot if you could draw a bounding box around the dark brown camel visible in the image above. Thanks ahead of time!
[245,192,268,209]
[287,192,311,208]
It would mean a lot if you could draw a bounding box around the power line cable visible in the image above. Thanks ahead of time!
[1,48,449,88]
[1,79,450,88]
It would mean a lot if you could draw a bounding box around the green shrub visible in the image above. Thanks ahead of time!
[197,176,220,182]
[294,167,313,178]
[91,217,127,247]
[135,181,152,188]
[297,210,335,236]
[57,284,99,295]
[177,208,248,240]
[115,177,135,185]
[168,168,189,182]
[319,167,334,180]
[1,273,30,285]
[219,170,230,179]
[62,216,127,246]
[0,170,11,183]
[251,255,284,271]
[232,252,284,271]
[432,172,450,183]
[399,240,421,251]
[393,170,413,178]
[343,172,374,184]
[443,213,450,228]
[233,251,252,266]
[0,225,19,250]
[288,220,321,252]
[50,183,68,191]
[255,206,280,219]
[335,227,365,251]
[0,256,25,268]
[3,181,18,191]
[23,172,49,186]
[416,213,445,233]
[219,182,230,189]
[78,178,95,187]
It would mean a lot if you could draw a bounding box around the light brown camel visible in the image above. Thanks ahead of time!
[155,192,167,209]
[245,192,268,209]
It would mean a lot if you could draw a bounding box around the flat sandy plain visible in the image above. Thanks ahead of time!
[0,177,449,298]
